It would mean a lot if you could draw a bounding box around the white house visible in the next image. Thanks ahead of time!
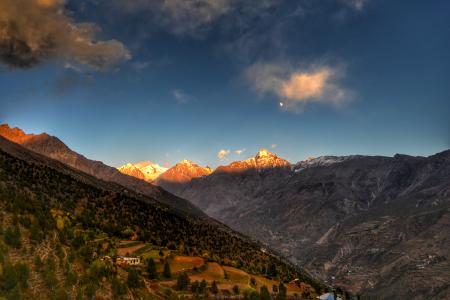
[116,256,141,266]
[318,293,342,300]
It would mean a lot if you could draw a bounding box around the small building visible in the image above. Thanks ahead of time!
[317,293,342,300]
[116,256,141,266]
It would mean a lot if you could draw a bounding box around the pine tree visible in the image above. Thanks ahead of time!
[176,272,190,290]
[4,226,21,248]
[127,268,141,288]
[268,263,278,278]
[163,261,171,279]
[147,258,157,279]
[276,282,287,300]
[3,263,19,291]
[191,280,200,293]
[233,285,240,295]
[260,286,270,300]
[272,284,278,294]
[211,280,219,294]
[112,276,128,296]
[200,279,207,293]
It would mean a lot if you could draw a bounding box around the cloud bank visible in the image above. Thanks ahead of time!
[0,0,130,69]
[246,62,349,111]
[217,149,230,159]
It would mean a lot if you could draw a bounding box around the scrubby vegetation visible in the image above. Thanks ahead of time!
[0,149,323,299]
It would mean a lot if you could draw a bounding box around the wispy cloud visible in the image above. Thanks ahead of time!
[235,148,246,155]
[245,62,350,111]
[0,0,130,70]
[217,149,230,160]
[131,61,150,72]
[270,144,277,149]
[343,0,370,11]
[172,89,194,104]
[112,0,275,37]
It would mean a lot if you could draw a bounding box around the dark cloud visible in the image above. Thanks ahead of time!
[0,0,130,69]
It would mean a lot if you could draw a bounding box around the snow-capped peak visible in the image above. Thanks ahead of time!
[156,160,212,184]
[215,149,290,173]
[118,161,168,182]
[256,148,273,158]
[294,155,362,172]
[179,159,194,165]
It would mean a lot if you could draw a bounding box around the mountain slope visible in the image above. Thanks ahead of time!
[118,163,146,181]
[163,150,450,299]
[0,136,324,299]
[0,124,203,217]
[157,160,212,195]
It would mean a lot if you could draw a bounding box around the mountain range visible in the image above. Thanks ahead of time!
[116,146,450,299]
[0,134,323,299]
[0,124,203,217]
[1,123,449,299]
[161,150,450,299]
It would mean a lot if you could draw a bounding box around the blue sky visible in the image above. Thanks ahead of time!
[0,0,449,168]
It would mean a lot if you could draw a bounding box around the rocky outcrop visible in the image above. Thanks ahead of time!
[157,159,212,195]
[216,149,291,174]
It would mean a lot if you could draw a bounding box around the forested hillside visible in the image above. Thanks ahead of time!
[0,138,323,299]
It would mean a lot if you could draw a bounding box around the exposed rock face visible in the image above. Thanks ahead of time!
[118,163,146,180]
[0,124,205,217]
[118,161,168,182]
[164,150,450,299]
[157,159,212,195]
[216,149,291,174]
[294,155,362,171]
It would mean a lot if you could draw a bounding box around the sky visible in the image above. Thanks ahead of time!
[0,0,449,168]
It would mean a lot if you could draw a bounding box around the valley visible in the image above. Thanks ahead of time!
[116,147,450,299]
[1,125,449,299]
[1,1,447,299]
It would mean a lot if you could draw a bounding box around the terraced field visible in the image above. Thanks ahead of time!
[190,262,224,282]
[116,241,315,297]
[170,256,204,273]
[117,243,147,256]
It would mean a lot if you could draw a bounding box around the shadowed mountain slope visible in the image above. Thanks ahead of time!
[0,135,325,298]
[163,149,450,299]
[0,124,204,217]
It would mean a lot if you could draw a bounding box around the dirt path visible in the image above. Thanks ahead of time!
[117,243,146,256]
